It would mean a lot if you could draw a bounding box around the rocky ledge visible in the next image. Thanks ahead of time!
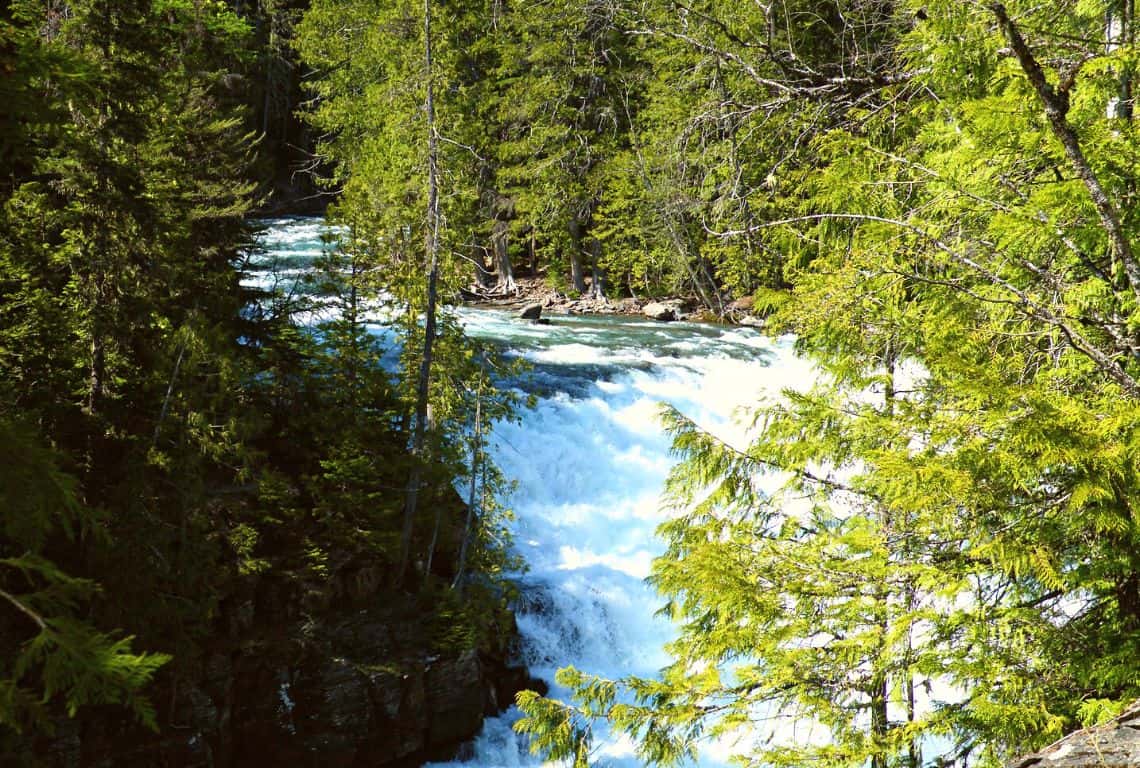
[38,587,542,768]
[1009,702,1140,768]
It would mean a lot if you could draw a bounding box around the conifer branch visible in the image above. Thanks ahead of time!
[714,212,1140,398]
[990,3,1140,303]
[0,587,48,630]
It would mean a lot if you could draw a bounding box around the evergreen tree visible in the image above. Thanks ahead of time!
[487,0,642,299]
[0,417,169,739]
[296,0,524,587]
[517,1,1140,766]
[1,0,257,744]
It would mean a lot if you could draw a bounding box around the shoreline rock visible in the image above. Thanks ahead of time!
[1008,702,1140,768]
[518,302,543,320]
[642,301,678,322]
[466,276,766,326]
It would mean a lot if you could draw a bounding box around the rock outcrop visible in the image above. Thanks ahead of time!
[46,592,539,768]
[1010,702,1140,768]
[518,302,543,320]
[642,301,678,321]
[29,489,541,768]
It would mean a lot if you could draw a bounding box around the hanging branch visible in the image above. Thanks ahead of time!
[0,586,48,630]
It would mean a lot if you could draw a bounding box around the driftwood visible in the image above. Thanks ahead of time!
[461,281,521,300]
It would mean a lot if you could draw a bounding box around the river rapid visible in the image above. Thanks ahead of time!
[255,218,815,767]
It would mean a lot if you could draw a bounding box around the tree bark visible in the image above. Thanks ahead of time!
[528,226,538,276]
[473,245,495,289]
[492,216,516,293]
[1107,0,1135,119]
[870,350,898,768]
[88,330,105,417]
[568,218,587,293]
[589,236,606,299]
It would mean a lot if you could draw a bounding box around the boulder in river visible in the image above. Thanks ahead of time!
[643,301,677,322]
[519,302,543,320]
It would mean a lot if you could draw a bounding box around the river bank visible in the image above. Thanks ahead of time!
[460,275,763,326]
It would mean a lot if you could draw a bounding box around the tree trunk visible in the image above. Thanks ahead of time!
[473,245,495,289]
[398,0,442,588]
[1108,0,1135,119]
[528,226,538,276]
[568,218,587,293]
[452,386,482,593]
[870,664,888,768]
[993,3,1140,301]
[425,477,441,578]
[492,216,516,293]
[152,340,186,448]
[869,349,899,768]
[88,331,105,417]
[589,236,606,300]
[905,577,921,768]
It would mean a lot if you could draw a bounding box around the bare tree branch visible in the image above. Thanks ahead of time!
[990,2,1140,303]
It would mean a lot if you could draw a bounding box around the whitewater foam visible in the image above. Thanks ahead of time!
[253,218,806,767]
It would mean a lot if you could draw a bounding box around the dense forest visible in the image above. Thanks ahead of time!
[0,0,522,762]
[6,0,1140,766]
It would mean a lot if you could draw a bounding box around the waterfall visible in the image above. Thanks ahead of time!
[254,218,814,767]
[441,312,808,768]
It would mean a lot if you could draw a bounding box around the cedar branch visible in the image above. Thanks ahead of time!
[990,3,1140,302]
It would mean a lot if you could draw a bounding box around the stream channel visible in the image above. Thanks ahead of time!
[256,217,815,767]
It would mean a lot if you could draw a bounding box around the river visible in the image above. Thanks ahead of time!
[255,217,814,767]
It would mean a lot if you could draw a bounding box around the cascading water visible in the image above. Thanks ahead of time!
[254,218,815,767]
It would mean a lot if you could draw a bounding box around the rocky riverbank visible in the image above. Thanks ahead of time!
[462,276,763,326]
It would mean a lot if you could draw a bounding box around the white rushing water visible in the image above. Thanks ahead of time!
[254,218,817,767]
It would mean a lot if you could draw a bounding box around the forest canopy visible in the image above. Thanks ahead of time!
[6,0,1140,765]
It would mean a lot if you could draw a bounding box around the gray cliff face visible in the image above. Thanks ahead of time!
[1010,703,1140,768]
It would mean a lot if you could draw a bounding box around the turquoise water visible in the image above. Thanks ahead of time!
[255,217,818,767]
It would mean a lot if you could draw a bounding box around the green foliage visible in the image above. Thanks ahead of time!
[514,2,1140,767]
[0,424,169,736]
[16,0,1140,763]
[2,0,253,746]
[3,0,520,758]
[295,0,524,591]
